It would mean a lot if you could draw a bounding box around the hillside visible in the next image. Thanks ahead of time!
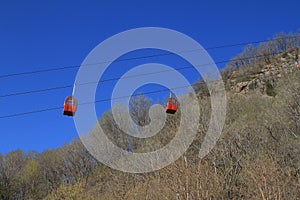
[0,32,299,200]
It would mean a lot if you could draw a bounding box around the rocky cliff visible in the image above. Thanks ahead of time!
[227,51,299,95]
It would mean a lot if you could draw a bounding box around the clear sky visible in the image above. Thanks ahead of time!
[0,0,299,154]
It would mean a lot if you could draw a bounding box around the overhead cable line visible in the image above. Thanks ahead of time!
[0,51,289,98]
[0,37,298,118]
[0,35,297,79]
[0,47,294,119]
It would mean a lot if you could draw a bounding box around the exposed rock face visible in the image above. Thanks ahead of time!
[227,52,299,95]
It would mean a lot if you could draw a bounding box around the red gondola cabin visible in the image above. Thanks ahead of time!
[166,97,178,114]
[63,96,78,116]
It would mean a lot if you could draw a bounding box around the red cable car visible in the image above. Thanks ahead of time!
[63,96,78,116]
[166,92,178,114]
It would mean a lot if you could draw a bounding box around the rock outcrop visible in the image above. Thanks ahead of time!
[227,52,299,95]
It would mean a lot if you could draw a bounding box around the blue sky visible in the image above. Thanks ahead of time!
[0,0,299,154]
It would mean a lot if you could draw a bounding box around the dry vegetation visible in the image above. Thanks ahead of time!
[0,32,300,199]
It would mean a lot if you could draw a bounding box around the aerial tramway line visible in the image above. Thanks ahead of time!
[63,86,178,117]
